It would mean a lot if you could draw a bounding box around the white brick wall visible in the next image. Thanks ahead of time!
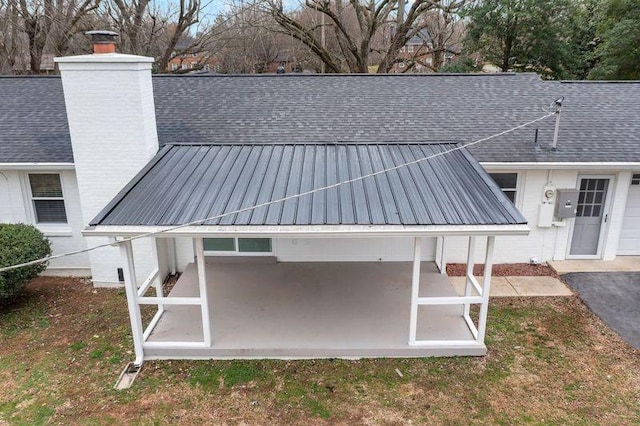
[0,168,90,275]
[443,167,632,264]
[57,53,159,286]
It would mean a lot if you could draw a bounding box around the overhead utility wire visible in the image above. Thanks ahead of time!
[0,111,555,273]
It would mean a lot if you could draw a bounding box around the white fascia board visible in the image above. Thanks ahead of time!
[83,224,531,238]
[0,163,75,170]
[481,162,640,170]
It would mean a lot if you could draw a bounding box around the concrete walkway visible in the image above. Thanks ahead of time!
[548,256,640,274]
[449,276,573,297]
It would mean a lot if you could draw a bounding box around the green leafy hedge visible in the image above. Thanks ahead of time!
[0,224,51,302]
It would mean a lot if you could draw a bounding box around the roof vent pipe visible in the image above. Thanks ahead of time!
[551,97,564,151]
[86,30,119,54]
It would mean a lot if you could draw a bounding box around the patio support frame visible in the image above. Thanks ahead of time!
[408,235,496,347]
[117,236,215,366]
[116,231,503,363]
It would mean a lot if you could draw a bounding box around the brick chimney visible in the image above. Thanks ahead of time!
[86,30,119,54]
[54,31,159,287]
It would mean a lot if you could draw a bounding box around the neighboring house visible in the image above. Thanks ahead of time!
[392,32,460,73]
[1,34,639,362]
[167,51,219,73]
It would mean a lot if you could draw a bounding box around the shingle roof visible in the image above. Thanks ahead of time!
[90,143,526,227]
[2,73,640,164]
[0,76,72,163]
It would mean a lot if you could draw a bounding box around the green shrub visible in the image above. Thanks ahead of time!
[0,224,51,302]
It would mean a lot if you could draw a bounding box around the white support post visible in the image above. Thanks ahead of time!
[168,237,177,276]
[436,236,447,275]
[463,236,476,317]
[151,238,164,314]
[194,238,212,347]
[119,240,145,366]
[409,237,422,345]
[477,236,495,343]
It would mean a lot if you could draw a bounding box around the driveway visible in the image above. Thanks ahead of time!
[563,272,640,349]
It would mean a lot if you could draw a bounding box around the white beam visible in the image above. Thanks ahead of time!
[409,237,421,345]
[416,296,484,305]
[195,238,212,347]
[83,223,531,238]
[136,296,201,305]
[477,236,495,342]
[118,240,145,366]
[463,236,476,318]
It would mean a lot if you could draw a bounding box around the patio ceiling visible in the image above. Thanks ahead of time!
[89,142,527,230]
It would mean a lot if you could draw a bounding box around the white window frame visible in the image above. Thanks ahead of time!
[487,171,522,208]
[22,172,72,236]
[203,237,274,256]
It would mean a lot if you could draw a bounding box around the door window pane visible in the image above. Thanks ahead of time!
[203,238,235,251]
[238,238,272,253]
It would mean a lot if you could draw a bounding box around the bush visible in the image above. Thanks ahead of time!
[0,224,51,302]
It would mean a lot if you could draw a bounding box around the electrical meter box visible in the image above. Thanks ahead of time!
[555,189,579,219]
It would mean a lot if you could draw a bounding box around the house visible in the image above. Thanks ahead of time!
[1,32,639,363]
[167,51,219,73]
[392,32,460,73]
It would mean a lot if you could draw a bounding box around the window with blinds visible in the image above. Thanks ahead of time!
[29,174,68,223]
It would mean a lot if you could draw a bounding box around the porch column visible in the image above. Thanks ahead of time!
[436,236,448,275]
[463,236,476,318]
[409,236,421,345]
[118,239,145,366]
[194,238,212,346]
[477,236,495,342]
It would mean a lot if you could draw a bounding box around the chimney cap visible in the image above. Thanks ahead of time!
[86,30,119,44]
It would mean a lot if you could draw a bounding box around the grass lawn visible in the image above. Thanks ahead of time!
[1,276,639,425]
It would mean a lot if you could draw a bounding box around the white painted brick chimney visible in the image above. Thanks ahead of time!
[55,39,159,286]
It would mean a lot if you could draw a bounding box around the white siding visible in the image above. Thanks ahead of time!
[618,175,640,255]
[444,168,634,263]
[275,237,437,262]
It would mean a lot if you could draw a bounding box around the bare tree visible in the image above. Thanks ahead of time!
[261,0,466,73]
[0,0,22,73]
[106,0,216,73]
[15,0,99,73]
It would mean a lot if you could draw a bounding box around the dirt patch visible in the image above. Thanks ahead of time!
[1,276,639,424]
[447,262,559,277]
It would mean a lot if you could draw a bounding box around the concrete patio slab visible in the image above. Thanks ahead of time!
[146,261,486,359]
[548,256,640,274]
[449,276,517,297]
[507,276,573,296]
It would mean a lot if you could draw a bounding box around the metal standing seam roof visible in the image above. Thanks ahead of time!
[90,143,527,227]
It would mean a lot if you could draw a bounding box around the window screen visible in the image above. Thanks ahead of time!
[238,238,272,253]
[203,238,235,251]
[203,238,272,253]
[489,173,517,203]
[29,174,67,223]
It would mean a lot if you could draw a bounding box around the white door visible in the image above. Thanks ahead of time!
[569,176,612,258]
[618,174,640,255]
